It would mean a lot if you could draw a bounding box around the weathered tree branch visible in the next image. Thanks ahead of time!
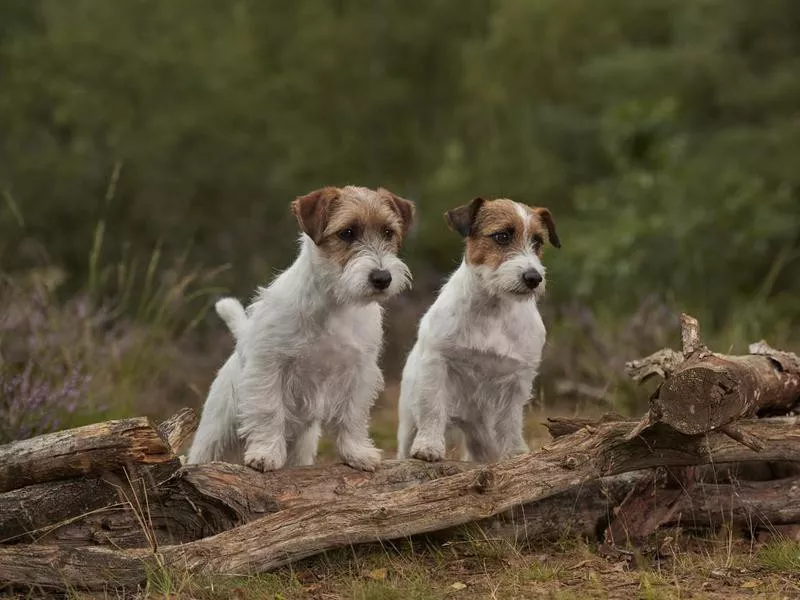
[606,474,800,546]
[0,418,174,494]
[1,460,473,547]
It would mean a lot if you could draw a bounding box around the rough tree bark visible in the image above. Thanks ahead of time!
[0,417,174,494]
[0,461,640,549]
[1,460,473,547]
[0,410,195,543]
[606,473,800,547]
[1,417,798,591]
[624,314,800,447]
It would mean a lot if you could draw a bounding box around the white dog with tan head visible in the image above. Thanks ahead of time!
[188,185,415,472]
[397,197,560,463]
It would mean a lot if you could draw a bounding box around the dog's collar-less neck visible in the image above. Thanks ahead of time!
[291,236,360,318]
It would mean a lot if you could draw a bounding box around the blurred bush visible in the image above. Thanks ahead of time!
[1,0,797,329]
[0,0,798,433]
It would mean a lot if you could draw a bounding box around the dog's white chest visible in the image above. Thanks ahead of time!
[306,306,381,367]
[444,302,544,376]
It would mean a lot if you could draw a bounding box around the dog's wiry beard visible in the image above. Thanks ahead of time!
[471,253,546,302]
[308,242,410,305]
[333,249,411,305]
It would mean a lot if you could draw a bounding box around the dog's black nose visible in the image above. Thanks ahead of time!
[521,269,542,290]
[369,269,392,290]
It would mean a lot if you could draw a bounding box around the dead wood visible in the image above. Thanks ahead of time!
[624,313,800,441]
[0,417,174,494]
[1,460,474,548]
[545,413,631,439]
[156,407,198,454]
[0,411,194,543]
[606,474,800,546]
[471,472,646,543]
[0,461,180,545]
[2,416,797,591]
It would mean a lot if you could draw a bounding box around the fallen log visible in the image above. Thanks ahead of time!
[0,411,195,543]
[0,447,643,548]
[0,417,174,494]
[2,416,797,590]
[624,314,800,445]
[1,460,473,547]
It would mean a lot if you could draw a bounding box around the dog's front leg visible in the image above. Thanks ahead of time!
[409,357,448,462]
[238,359,289,471]
[332,362,383,472]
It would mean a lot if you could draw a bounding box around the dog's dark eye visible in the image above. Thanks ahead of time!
[532,234,544,250]
[382,227,395,240]
[490,231,512,246]
[339,228,357,243]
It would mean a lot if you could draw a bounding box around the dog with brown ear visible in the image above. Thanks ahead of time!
[397,197,560,463]
[189,186,415,472]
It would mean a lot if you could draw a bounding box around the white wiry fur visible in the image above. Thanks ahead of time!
[188,233,411,471]
[397,235,547,463]
[214,297,247,342]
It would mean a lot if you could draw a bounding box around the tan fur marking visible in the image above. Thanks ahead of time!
[463,199,553,267]
[523,205,552,257]
[313,186,407,268]
[290,187,339,244]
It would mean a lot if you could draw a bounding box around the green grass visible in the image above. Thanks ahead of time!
[52,516,800,600]
[525,561,565,583]
[757,539,800,573]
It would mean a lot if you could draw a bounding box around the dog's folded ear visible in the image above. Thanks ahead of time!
[379,188,416,237]
[291,187,339,244]
[534,207,561,248]
[444,197,485,237]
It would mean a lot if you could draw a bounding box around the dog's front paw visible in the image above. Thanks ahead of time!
[410,439,445,462]
[340,444,382,472]
[244,443,287,472]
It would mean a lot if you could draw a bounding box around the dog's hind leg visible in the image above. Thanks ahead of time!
[287,420,321,466]
[187,354,241,464]
[460,417,500,463]
[495,397,530,459]
[396,398,417,459]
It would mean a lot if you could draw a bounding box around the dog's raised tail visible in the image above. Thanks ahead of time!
[215,297,247,341]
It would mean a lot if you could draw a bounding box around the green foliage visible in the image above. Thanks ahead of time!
[757,539,800,573]
[1,0,798,333]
